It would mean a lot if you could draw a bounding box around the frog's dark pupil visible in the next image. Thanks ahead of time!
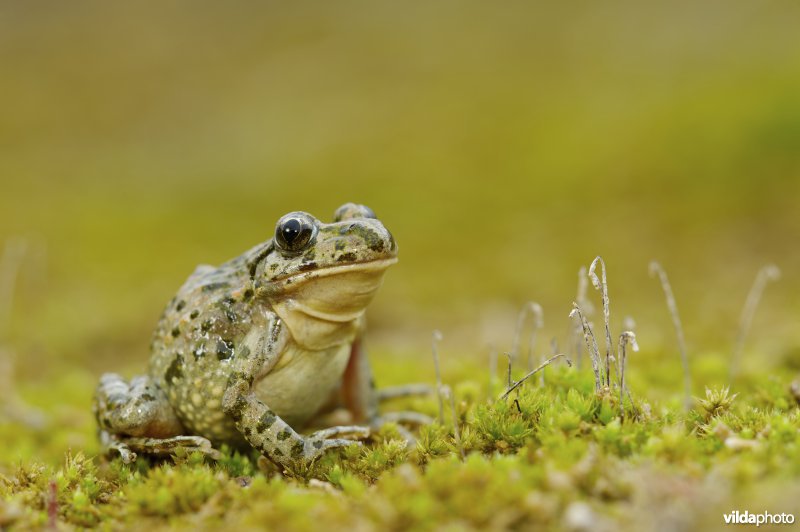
[281,219,302,245]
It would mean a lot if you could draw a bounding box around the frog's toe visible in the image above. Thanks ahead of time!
[369,412,433,447]
[373,411,433,427]
[304,437,363,462]
[376,384,434,402]
[311,425,371,441]
[99,430,137,463]
[301,426,369,462]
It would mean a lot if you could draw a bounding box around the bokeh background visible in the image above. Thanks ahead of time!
[1,1,799,420]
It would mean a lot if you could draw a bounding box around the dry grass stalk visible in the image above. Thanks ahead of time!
[649,261,691,409]
[488,343,498,400]
[431,330,445,424]
[505,352,513,389]
[441,385,465,459]
[569,303,602,391]
[0,238,28,338]
[510,302,543,373]
[509,302,543,373]
[573,266,592,370]
[541,337,558,387]
[500,353,571,399]
[618,331,639,416]
[730,264,781,379]
[588,257,613,387]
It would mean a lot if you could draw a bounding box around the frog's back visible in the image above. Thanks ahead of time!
[148,245,268,442]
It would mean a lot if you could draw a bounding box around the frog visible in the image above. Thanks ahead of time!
[93,203,430,471]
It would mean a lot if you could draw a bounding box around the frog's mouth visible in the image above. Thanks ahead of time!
[271,256,395,286]
[264,257,397,350]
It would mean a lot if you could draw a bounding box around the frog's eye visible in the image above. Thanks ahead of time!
[275,213,316,253]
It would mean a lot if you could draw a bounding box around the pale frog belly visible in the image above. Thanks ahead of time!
[252,342,351,427]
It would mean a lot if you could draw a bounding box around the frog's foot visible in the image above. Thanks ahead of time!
[373,411,433,426]
[100,430,222,463]
[370,411,434,446]
[376,384,433,402]
[99,430,138,463]
[302,425,371,460]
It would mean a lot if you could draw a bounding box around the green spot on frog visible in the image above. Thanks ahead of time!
[216,339,234,360]
[202,282,230,292]
[193,343,206,360]
[256,412,276,432]
[165,354,184,383]
[291,440,305,458]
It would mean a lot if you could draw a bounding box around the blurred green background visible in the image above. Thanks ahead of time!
[1,1,799,386]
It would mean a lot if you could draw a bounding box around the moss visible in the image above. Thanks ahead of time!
[2,358,800,530]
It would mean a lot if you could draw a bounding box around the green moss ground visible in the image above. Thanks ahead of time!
[2,348,799,530]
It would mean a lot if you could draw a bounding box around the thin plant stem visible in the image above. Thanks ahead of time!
[501,354,571,399]
[510,302,543,372]
[0,238,27,338]
[649,261,691,410]
[569,303,602,392]
[574,266,592,371]
[488,343,497,400]
[541,337,558,387]
[589,257,612,387]
[730,264,781,380]
[505,353,513,389]
[442,385,465,459]
[618,331,639,417]
[431,330,445,424]
[576,265,594,315]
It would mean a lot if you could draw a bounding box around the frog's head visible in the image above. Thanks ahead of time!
[254,203,397,349]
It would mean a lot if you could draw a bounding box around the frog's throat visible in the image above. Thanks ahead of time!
[267,257,397,351]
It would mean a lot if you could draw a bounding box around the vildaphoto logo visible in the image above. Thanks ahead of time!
[723,510,795,526]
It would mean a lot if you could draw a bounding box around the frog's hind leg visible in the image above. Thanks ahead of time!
[99,431,221,463]
[341,339,433,445]
[94,373,218,463]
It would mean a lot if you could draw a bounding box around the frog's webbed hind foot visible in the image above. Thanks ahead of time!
[99,430,138,463]
[372,385,434,446]
[376,384,433,402]
[100,430,222,463]
[370,411,434,447]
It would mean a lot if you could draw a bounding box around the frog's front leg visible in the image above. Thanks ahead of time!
[93,373,217,462]
[222,317,368,471]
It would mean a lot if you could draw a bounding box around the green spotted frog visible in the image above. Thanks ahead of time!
[94,203,428,471]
